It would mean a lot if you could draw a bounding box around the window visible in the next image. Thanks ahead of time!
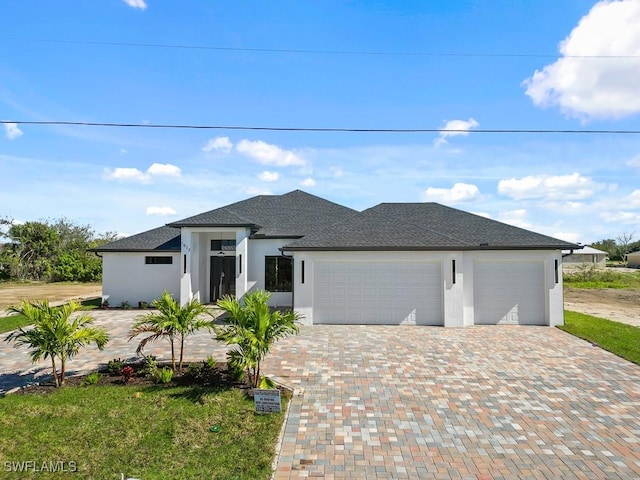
[265,256,292,292]
[211,240,236,251]
[145,256,173,265]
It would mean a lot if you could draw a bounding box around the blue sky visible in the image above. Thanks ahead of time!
[1,0,639,243]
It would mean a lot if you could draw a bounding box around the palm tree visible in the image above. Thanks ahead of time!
[129,291,209,370]
[215,290,301,388]
[5,300,109,387]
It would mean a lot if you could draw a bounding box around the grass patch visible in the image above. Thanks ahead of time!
[559,311,640,365]
[0,298,100,334]
[563,267,640,289]
[0,384,286,479]
[0,313,33,334]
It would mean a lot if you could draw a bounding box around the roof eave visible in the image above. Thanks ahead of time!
[282,245,576,252]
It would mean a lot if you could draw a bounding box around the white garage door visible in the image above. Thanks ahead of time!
[474,261,546,325]
[313,261,443,325]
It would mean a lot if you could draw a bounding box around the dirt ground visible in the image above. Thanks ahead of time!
[564,287,640,327]
[0,282,101,310]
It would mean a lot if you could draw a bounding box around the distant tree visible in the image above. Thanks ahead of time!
[0,217,119,282]
[590,239,618,260]
[617,232,635,263]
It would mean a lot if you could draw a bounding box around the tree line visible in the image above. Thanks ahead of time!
[0,217,119,282]
[590,232,638,262]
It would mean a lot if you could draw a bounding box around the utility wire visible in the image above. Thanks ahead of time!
[18,38,640,59]
[2,120,640,134]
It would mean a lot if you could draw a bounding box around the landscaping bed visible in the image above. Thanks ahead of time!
[0,361,289,480]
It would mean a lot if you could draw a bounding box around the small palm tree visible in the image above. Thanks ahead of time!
[129,291,209,370]
[215,290,301,388]
[5,300,109,387]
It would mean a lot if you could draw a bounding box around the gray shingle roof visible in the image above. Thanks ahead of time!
[168,190,358,237]
[283,203,577,251]
[93,226,180,252]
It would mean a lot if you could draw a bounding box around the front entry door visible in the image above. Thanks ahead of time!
[210,256,236,302]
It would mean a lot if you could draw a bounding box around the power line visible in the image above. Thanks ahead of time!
[3,120,640,134]
[18,38,640,59]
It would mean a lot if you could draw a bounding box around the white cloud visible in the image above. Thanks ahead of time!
[600,210,640,224]
[147,163,181,177]
[626,189,640,207]
[104,167,149,182]
[119,149,128,155]
[300,178,316,187]
[145,206,177,216]
[627,154,640,168]
[421,182,480,204]
[245,186,272,196]
[498,173,602,200]
[123,0,147,9]
[330,166,345,178]
[258,171,279,182]
[471,211,491,219]
[434,118,479,147]
[203,136,233,154]
[498,209,533,229]
[236,139,306,167]
[4,122,23,140]
[523,0,640,120]
[553,232,581,243]
[104,163,181,182]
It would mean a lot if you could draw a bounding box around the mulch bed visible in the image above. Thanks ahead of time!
[15,361,252,395]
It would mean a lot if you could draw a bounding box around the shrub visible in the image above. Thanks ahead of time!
[121,301,131,310]
[155,367,173,384]
[122,366,135,384]
[138,301,148,309]
[205,355,216,369]
[187,362,203,379]
[82,372,100,386]
[140,355,158,378]
[107,358,125,376]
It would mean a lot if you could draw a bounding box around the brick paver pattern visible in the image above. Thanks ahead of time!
[2,313,639,479]
[264,325,640,480]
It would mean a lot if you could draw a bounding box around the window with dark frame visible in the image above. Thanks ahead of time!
[211,239,236,251]
[265,256,293,292]
[145,256,173,265]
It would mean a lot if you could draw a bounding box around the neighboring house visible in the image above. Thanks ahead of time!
[562,246,608,267]
[627,251,640,268]
[95,190,577,327]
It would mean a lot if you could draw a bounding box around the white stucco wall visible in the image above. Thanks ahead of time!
[247,238,293,307]
[102,252,180,306]
[292,249,564,327]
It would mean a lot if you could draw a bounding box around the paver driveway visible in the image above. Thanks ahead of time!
[264,325,640,480]
[2,313,640,479]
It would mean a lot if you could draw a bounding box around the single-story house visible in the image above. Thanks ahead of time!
[95,190,578,327]
[562,246,608,267]
[626,251,640,268]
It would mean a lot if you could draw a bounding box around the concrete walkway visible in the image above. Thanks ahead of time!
[2,313,640,479]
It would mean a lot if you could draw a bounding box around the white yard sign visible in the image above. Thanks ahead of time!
[253,389,281,413]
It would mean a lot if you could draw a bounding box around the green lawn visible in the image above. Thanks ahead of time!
[0,384,286,480]
[559,311,640,365]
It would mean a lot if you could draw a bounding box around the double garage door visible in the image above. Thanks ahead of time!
[313,261,443,325]
[312,259,547,326]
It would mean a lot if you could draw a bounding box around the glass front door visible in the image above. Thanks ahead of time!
[210,255,236,302]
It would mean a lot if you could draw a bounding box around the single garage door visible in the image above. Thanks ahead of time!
[474,260,546,325]
[313,261,443,325]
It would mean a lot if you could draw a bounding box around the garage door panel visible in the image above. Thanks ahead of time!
[314,261,443,325]
[474,261,545,325]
